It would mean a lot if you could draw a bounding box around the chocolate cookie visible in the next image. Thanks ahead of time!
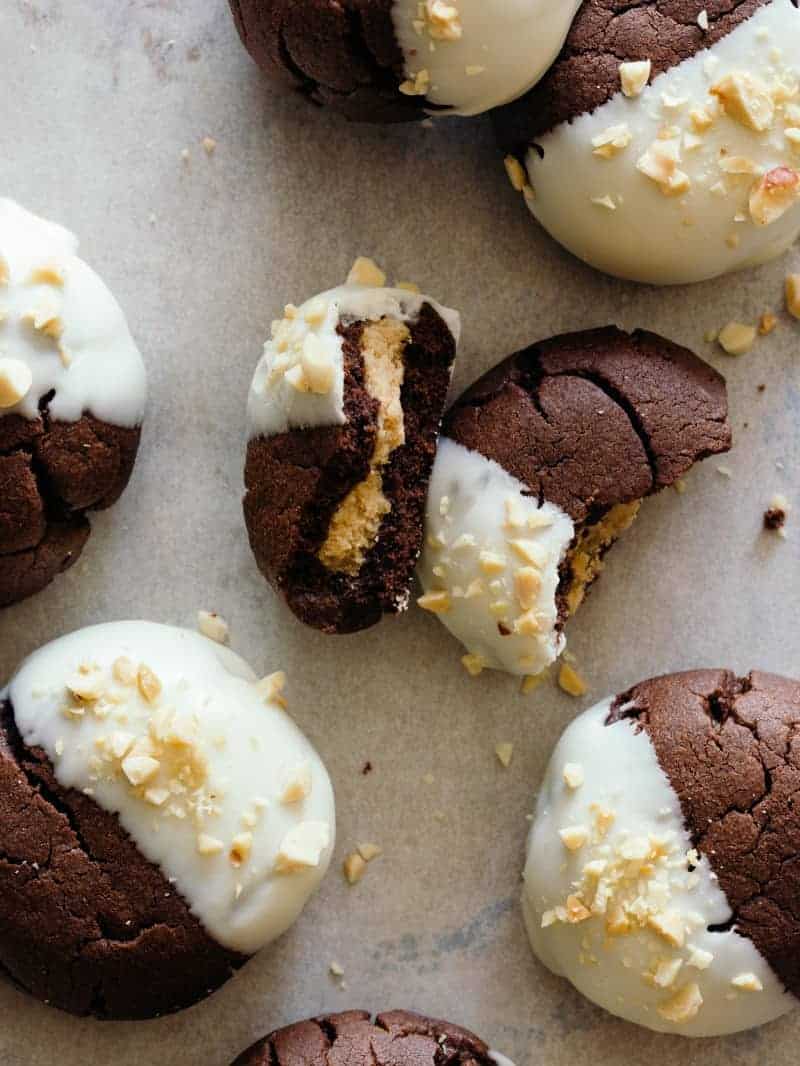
[417,327,731,678]
[523,670,800,1036]
[0,622,335,1018]
[244,265,460,634]
[232,1009,511,1065]
[494,0,800,284]
[228,0,581,120]
[0,199,147,607]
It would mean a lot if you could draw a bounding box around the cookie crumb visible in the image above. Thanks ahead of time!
[197,610,229,645]
[343,852,367,885]
[495,742,514,768]
[558,662,588,698]
[764,493,790,534]
[347,257,386,287]
[329,961,345,978]
[521,669,549,695]
[758,311,777,335]
[201,136,217,155]
[361,761,373,776]
[717,321,756,355]
[786,273,800,318]
[357,842,382,862]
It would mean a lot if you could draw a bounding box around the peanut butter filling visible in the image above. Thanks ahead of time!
[318,318,409,575]
[562,500,642,615]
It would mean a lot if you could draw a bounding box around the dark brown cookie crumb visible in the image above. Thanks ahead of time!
[608,669,800,997]
[0,699,244,1019]
[232,1009,498,1066]
[764,506,787,530]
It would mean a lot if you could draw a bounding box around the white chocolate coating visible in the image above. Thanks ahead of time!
[247,284,460,439]
[523,700,794,1036]
[417,438,574,677]
[522,0,800,284]
[392,0,581,117]
[0,199,146,424]
[3,622,336,956]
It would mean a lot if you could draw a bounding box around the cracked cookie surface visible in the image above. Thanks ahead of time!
[443,326,730,524]
[232,1009,500,1065]
[524,675,798,1035]
[0,698,243,1019]
[609,669,800,997]
[0,410,140,607]
[417,326,730,679]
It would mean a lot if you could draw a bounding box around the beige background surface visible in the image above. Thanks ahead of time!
[1,1,799,1063]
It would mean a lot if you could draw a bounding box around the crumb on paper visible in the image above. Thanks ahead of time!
[357,842,382,863]
[786,273,800,318]
[758,311,777,335]
[673,479,687,494]
[521,668,549,695]
[343,851,367,885]
[716,465,733,478]
[202,136,217,155]
[197,610,229,645]
[330,961,345,978]
[347,256,386,287]
[717,321,757,356]
[495,742,514,768]
[558,662,588,698]
[764,493,790,535]
[361,761,373,776]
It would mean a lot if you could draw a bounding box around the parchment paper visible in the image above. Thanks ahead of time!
[1,2,799,1063]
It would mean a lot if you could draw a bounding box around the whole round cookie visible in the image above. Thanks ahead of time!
[494,0,800,284]
[232,1009,514,1065]
[523,669,800,1036]
[228,0,581,120]
[416,327,731,679]
[0,199,147,607]
[0,622,335,1019]
[244,265,459,634]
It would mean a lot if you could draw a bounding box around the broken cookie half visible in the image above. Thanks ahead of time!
[417,327,731,678]
[244,263,460,634]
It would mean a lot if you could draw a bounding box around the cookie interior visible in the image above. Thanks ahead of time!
[559,500,642,618]
[318,318,409,575]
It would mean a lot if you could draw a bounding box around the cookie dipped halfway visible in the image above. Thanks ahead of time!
[523,670,800,1036]
[417,327,730,679]
[0,199,147,606]
[232,1009,515,1065]
[0,622,335,1019]
[244,261,459,634]
[495,0,800,284]
[228,0,581,121]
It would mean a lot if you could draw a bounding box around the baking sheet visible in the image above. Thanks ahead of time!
[1,2,800,1063]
